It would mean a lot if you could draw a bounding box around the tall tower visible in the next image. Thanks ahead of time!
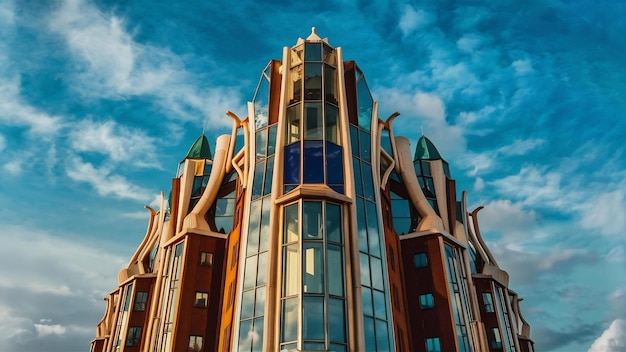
[91,30,534,352]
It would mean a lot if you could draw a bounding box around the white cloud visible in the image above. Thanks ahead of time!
[0,79,63,136]
[474,177,484,191]
[66,157,156,202]
[491,165,566,208]
[457,33,483,53]
[34,324,66,337]
[398,5,434,37]
[606,246,625,263]
[512,59,534,76]
[69,119,160,167]
[0,134,5,152]
[477,199,537,244]
[3,160,22,175]
[497,138,545,156]
[579,190,626,236]
[588,319,626,352]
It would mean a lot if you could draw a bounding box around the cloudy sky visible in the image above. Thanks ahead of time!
[0,0,624,351]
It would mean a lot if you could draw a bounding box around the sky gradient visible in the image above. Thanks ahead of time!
[0,0,625,351]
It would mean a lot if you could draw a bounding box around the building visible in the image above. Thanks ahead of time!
[91,29,534,352]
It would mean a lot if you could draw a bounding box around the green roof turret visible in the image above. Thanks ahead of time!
[414,135,443,161]
[185,134,212,159]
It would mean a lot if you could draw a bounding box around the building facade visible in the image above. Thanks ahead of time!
[91,30,534,352]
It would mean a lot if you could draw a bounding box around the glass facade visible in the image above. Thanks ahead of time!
[156,242,184,352]
[280,200,347,351]
[443,244,472,352]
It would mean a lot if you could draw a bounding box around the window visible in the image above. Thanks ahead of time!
[195,292,209,308]
[420,294,434,309]
[133,292,148,311]
[426,337,441,352]
[482,292,495,313]
[414,252,428,267]
[491,328,502,349]
[126,326,141,346]
[200,252,213,266]
[188,335,203,352]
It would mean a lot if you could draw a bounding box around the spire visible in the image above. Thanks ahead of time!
[414,135,443,161]
[306,27,322,41]
[185,133,212,159]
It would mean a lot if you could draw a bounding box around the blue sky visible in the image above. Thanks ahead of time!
[0,0,624,351]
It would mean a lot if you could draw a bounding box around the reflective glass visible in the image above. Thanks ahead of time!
[392,218,411,235]
[359,130,371,162]
[239,320,253,352]
[373,289,386,318]
[303,202,323,239]
[328,298,346,342]
[362,163,375,201]
[284,203,299,243]
[304,64,322,100]
[286,105,301,143]
[362,287,373,316]
[363,317,376,351]
[281,298,298,342]
[325,65,338,105]
[255,286,266,317]
[366,201,381,256]
[391,199,410,218]
[381,129,393,156]
[326,142,343,186]
[323,44,336,66]
[303,296,324,340]
[304,103,323,139]
[303,140,324,183]
[257,252,268,286]
[241,290,255,319]
[252,161,265,200]
[243,256,258,290]
[359,253,371,287]
[350,125,359,157]
[283,143,301,186]
[289,66,302,104]
[303,342,325,350]
[356,198,368,252]
[375,319,390,352]
[268,124,277,155]
[259,199,271,252]
[256,128,267,159]
[329,344,347,352]
[353,157,363,196]
[281,343,297,352]
[421,161,431,176]
[325,203,342,244]
[370,256,384,291]
[305,43,322,61]
[263,156,274,196]
[192,176,203,197]
[216,198,235,216]
[283,244,299,296]
[325,104,339,143]
[303,242,324,293]
[356,76,373,130]
[247,201,261,255]
[253,70,270,130]
[252,317,264,352]
[327,245,344,297]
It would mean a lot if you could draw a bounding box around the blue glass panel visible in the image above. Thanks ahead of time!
[366,201,381,256]
[329,344,347,352]
[304,64,322,100]
[303,296,325,340]
[356,198,368,252]
[325,203,342,244]
[283,143,300,185]
[370,256,384,291]
[256,128,267,160]
[359,130,371,162]
[363,317,376,351]
[391,199,410,217]
[241,290,255,319]
[350,125,359,157]
[303,342,325,350]
[373,289,386,318]
[305,43,322,61]
[325,65,338,105]
[392,218,411,235]
[325,103,339,143]
[255,286,266,316]
[359,253,371,287]
[329,185,344,193]
[353,157,363,196]
[326,142,343,186]
[303,242,324,293]
[268,124,277,155]
[414,161,422,176]
[263,156,274,196]
[303,140,324,183]
[375,319,390,352]
[421,161,431,176]
[247,201,261,255]
[259,199,271,252]
[192,176,203,197]
[252,161,265,200]
[361,287,373,316]
[362,163,375,201]
[381,129,393,156]
[329,298,346,342]
[303,202,323,239]
[281,298,298,342]
[327,244,344,297]
[252,317,264,352]
[239,319,253,352]
[356,77,373,130]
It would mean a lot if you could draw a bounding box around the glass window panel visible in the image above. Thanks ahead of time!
[303,140,324,183]
[239,319,253,352]
[263,156,274,196]
[329,344,347,352]
[362,287,373,316]
[281,343,297,352]
[304,103,323,139]
[216,216,233,234]
[414,253,428,267]
[420,293,434,309]
[329,185,344,193]
[305,42,322,61]
[303,242,324,294]
[359,130,371,162]
[375,319,390,352]
[366,201,381,256]
[247,201,262,255]
[303,296,325,340]
[356,77,373,130]
[328,298,346,342]
[350,125,359,157]
[352,157,363,196]
[252,161,265,200]
[325,103,339,143]
[324,65,338,105]
[241,290,255,319]
[323,44,336,66]
[373,289,386,318]
[361,163,375,201]
[288,66,302,104]
[303,342,325,350]
[286,105,301,143]
[281,298,298,342]
[244,256,258,290]
[255,287,266,317]
[359,253,371,287]
[304,64,322,100]
[303,202,323,239]
[370,256,384,291]
[256,128,267,159]
[326,142,343,186]
[327,244,344,297]
[216,198,234,217]
[356,198,368,252]
[392,217,411,236]
[253,75,270,130]
[363,317,376,351]
[421,161,431,176]
[326,203,342,244]
[426,337,441,352]
[284,203,299,243]
[381,129,393,156]
[259,199,271,252]
[191,176,203,197]
[252,317,264,352]
[391,199,410,218]
[283,244,299,296]
[268,124,277,156]
[257,252,268,286]
[283,143,301,186]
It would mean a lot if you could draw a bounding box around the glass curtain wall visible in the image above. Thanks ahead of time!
[283,42,343,193]
[155,242,184,352]
[494,286,516,352]
[443,244,472,352]
[350,68,393,351]
[112,283,133,352]
[280,200,347,352]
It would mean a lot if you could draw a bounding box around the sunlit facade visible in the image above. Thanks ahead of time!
[91,29,534,352]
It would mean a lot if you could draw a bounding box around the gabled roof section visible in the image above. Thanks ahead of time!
[185,134,212,159]
[414,135,443,161]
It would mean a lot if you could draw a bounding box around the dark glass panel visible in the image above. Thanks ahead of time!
[350,125,359,157]
[256,128,267,160]
[325,65,338,105]
[326,142,343,186]
[325,103,339,143]
[327,244,344,297]
[329,185,344,193]
[283,143,301,185]
[353,157,363,196]
[373,289,386,318]
[329,343,347,352]
[268,124,277,155]
[303,296,325,340]
[192,176,203,197]
[356,76,373,130]
[356,198,368,252]
[305,42,322,61]
[286,105,301,143]
[289,65,302,104]
[304,63,322,100]
[328,298,347,342]
[381,129,393,156]
[363,317,376,351]
[325,203,342,244]
[359,129,371,162]
[323,44,336,66]
[281,298,298,342]
[366,201,381,256]
[414,161,422,176]
[304,102,323,139]
[375,319,390,351]
[362,287,373,316]
[361,163,375,201]
[251,161,265,200]
[303,242,324,293]
[263,156,274,196]
[303,140,324,183]
[421,160,431,176]
[303,202,323,239]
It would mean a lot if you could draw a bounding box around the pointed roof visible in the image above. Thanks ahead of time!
[414,135,443,161]
[185,134,212,159]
